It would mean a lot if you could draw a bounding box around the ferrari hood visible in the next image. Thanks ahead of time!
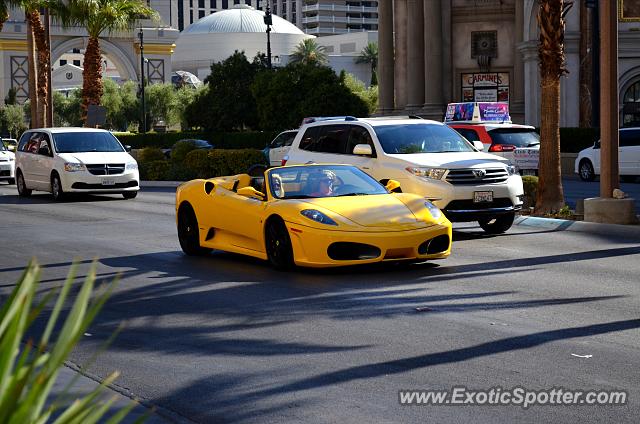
[299,195,422,228]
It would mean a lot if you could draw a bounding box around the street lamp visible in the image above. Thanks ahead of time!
[264,5,273,69]
[138,27,147,134]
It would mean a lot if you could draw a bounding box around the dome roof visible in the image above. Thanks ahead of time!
[184,5,304,35]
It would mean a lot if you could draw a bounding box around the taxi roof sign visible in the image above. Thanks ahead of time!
[444,102,511,124]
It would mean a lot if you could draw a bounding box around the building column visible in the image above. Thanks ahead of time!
[377,0,395,113]
[295,0,303,28]
[394,0,408,111]
[519,41,540,126]
[441,0,452,106]
[422,0,443,119]
[512,0,526,123]
[406,0,424,111]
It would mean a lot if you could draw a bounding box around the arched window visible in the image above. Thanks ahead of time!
[623,80,640,127]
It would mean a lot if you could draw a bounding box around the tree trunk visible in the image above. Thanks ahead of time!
[534,76,565,214]
[27,20,40,128]
[82,36,103,126]
[26,10,48,128]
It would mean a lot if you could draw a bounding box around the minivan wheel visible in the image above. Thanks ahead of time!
[579,160,596,182]
[122,191,138,199]
[478,212,515,234]
[51,173,65,201]
[17,172,31,197]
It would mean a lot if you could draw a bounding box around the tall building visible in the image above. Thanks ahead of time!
[271,0,378,36]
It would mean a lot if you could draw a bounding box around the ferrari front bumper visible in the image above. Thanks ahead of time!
[285,222,452,268]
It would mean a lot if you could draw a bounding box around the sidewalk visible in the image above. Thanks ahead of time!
[514,215,640,239]
[50,362,178,423]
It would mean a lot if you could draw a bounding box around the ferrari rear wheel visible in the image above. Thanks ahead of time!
[265,217,294,270]
[178,204,211,256]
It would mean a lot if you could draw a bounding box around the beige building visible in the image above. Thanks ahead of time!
[378,0,640,127]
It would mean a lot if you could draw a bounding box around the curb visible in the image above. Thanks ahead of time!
[514,216,640,239]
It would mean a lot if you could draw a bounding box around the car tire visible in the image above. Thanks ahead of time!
[122,191,138,199]
[478,212,515,234]
[51,173,65,201]
[177,203,211,256]
[16,171,31,197]
[578,160,596,182]
[265,217,294,270]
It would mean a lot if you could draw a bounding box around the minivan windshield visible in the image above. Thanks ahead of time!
[488,128,540,147]
[373,124,475,154]
[53,132,125,153]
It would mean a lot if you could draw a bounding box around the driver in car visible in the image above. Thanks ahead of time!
[307,170,336,197]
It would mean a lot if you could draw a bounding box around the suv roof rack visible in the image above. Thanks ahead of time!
[301,116,358,126]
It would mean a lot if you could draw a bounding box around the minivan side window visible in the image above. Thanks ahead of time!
[38,134,53,156]
[21,132,41,154]
[620,130,640,147]
[17,132,32,152]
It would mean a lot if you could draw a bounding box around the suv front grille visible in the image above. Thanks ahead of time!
[446,168,508,185]
[86,164,125,175]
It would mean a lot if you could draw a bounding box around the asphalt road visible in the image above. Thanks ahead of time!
[0,183,639,424]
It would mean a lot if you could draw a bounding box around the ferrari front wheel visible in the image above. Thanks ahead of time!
[178,204,211,256]
[265,217,294,270]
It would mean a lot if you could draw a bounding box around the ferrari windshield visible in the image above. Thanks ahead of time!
[374,123,475,154]
[53,132,125,153]
[268,165,388,199]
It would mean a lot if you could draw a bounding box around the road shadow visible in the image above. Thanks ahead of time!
[0,192,126,205]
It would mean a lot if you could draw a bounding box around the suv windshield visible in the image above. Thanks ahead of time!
[53,132,125,153]
[373,124,474,154]
[488,129,540,147]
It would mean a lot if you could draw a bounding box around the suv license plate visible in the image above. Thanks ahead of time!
[473,191,493,203]
[102,179,115,186]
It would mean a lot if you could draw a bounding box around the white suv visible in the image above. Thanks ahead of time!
[285,117,524,233]
[15,128,140,200]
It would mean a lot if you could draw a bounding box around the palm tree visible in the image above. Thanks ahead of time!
[355,42,378,86]
[56,0,155,125]
[534,0,573,215]
[290,39,328,66]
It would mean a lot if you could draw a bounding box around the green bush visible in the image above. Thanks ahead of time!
[140,160,171,180]
[184,149,267,179]
[0,260,137,423]
[521,175,539,209]
[170,140,198,164]
[137,147,166,164]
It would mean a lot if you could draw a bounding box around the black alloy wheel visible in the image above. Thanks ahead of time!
[265,218,294,270]
[177,205,211,256]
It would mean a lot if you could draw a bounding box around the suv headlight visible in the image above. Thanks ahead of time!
[424,201,442,219]
[405,167,447,180]
[126,162,138,171]
[301,209,338,226]
[64,162,85,172]
[506,165,517,176]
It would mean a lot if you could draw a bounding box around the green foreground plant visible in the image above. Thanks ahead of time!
[0,260,142,424]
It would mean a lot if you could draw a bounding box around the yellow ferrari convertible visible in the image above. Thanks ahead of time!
[175,164,452,269]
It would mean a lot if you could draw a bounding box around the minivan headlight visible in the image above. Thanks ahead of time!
[64,162,85,172]
[126,162,138,171]
[406,167,447,180]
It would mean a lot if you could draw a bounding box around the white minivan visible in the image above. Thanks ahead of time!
[284,117,524,233]
[15,128,140,200]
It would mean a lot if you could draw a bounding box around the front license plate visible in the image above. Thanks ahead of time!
[473,191,493,203]
[102,179,115,186]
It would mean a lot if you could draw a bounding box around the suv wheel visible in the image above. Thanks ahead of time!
[478,212,515,234]
[17,172,31,197]
[579,160,596,182]
[51,173,65,201]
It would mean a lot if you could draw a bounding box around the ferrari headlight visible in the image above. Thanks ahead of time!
[64,162,85,172]
[126,162,138,171]
[301,209,338,226]
[424,201,442,219]
[506,165,517,176]
[406,167,447,180]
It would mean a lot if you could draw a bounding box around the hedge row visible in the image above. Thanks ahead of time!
[115,130,279,150]
[138,148,267,181]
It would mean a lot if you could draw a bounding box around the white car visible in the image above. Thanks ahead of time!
[15,128,140,200]
[266,130,297,167]
[575,127,640,182]
[0,142,16,184]
[284,117,524,233]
